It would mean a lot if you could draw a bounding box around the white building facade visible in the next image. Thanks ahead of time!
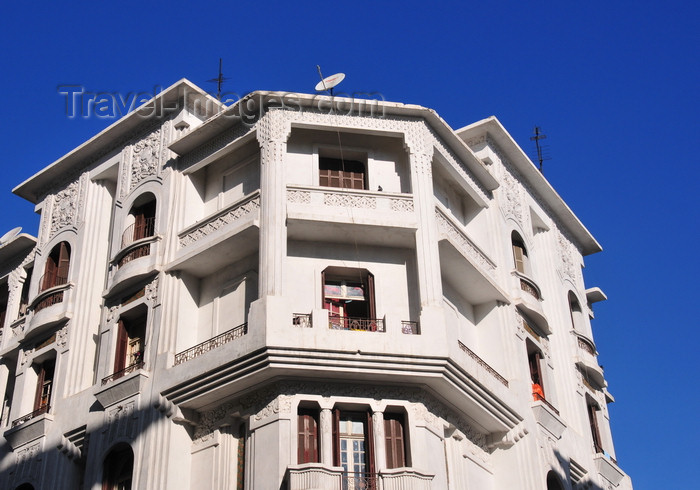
[0,80,631,489]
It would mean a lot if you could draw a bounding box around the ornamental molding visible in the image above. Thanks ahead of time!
[556,230,578,284]
[323,193,376,209]
[11,441,42,485]
[390,198,414,212]
[435,207,496,277]
[287,190,311,204]
[130,126,162,191]
[49,177,80,238]
[145,276,159,304]
[179,195,260,248]
[56,325,68,349]
[104,399,138,444]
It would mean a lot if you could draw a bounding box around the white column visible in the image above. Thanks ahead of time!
[372,410,386,471]
[256,111,290,298]
[406,126,442,308]
[320,408,333,465]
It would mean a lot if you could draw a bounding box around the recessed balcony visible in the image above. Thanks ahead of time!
[174,323,248,365]
[286,464,434,490]
[511,271,550,335]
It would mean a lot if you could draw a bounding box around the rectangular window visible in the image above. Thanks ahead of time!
[333,409,375,488]
[322,268,377,331]
[384,413,407,469]
[33,359,55,412]
[298,409,319,463]
[587,402,603,453]
[319,157,366,190]
[528,349,545,401]
[114,317,146,374]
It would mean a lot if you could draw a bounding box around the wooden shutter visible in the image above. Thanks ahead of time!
[332,408,340,466]
[33,364,46,411]
[298,410,319,463]
[57,242,70,283]
[43,253,57,290]
[366,411,375,476]
[384,414,406,469]
[513,243,525,273]
[587,403,603,452]
[367,273,376,320]
[114,320,128,372]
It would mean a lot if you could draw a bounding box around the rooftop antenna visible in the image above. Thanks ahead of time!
[207,58,229,101]
[530,126,551,172]
[315,65,345,96]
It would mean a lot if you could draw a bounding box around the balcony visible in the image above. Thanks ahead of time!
[95,365,149,408]
[286,185,417,248]
[4,406,53,449]
[169,192,260,278]
[174,323,248,365]
[101,360,145,385]
[511,271,550,335]
[328,315,385,332]
[457,340,508,387]
[531,394,566,439]
[573,332,605,388]
[121,218,155,249]
[286,464,434,490]
[594,452,626,486]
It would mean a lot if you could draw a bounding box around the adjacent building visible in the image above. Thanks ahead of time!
[0,79,631,489]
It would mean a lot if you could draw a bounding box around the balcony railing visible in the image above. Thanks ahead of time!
[101,360,144,385]
[401,321,420,334]
[116,243,151,269]
[342,471,377,490]
[174,323,248,365]
[38,272,68,293]
[520,277,540,300]
[121,217,155,248]
[287,465,434,490]
[34,291,65,313]
[533,392,560,415]
[11,405,50,428]
[292,313,312,328]
[329,316,385,332]
[457,340,509,387]
[577,336,596,356]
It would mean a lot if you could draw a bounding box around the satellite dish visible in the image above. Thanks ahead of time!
[0,227,21,246]
[315,73,345,92]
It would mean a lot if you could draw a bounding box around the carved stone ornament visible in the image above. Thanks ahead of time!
[323,193,376,209]
[11,442,42,484]
[130,127,162,191]
[500,168,523,225]
[287,190,311,204]
[557,230,577,282]
[104,400,137,443]
[56,325,68,349]
[145,276,159,303]
[50,177,80,236]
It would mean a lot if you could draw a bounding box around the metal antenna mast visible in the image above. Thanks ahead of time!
[207,58,229,100]
[530,126,550,172]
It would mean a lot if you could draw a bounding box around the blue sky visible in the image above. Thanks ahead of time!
[1,1,697,487]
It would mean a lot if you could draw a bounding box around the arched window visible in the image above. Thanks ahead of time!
[511,231,530,275]
[122,194,156,248]
[103,444,134,490]
[546,471,564,490]
[41,242,70,292]
[33,357,55,415]
[568,291,584,332]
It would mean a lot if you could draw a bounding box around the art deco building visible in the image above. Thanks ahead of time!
[0,79,631,489]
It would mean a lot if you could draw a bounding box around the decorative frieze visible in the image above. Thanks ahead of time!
[287,190,311,204]
[323,193,376,209]
[130,127,162,191]
[50,177,80,236]
[179,195,260,247]
[104,400,137,444]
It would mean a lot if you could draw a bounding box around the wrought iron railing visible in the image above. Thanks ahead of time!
[11,405,50,428]
[533,392,560,415]
[121,217,155,248]
[34,291,65,313]
[174,323,248,365]
[101,360,144,385]
[401,321,420,334]
[457,340,509,387]
[577,337,596,356]
[38,272,68,293]
[342,471,377,490]
[116,244,151,268]
[520,277,540,300]
[329,316,385,332]
[292,313,312,328]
